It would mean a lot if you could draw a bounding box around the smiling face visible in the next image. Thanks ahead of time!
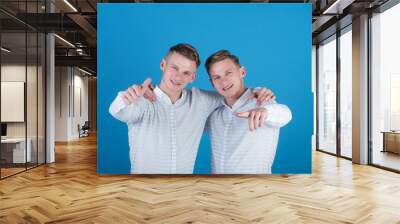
[159,52,197,95]
[208,58,246,100]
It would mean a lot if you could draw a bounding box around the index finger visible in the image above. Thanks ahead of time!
[141,78,152,89]
[236,111,250,118]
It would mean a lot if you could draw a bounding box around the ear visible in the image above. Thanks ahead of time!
[240,66,246,78]
[210,79,216,88]
[160,59,166,71]
[189,72,196,83]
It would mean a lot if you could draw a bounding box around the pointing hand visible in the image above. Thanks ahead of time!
[236,108,268,131]
[122,78,156,104]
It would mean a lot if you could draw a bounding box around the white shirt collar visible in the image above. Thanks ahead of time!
[154,86,187,107]
[223,88,253,112]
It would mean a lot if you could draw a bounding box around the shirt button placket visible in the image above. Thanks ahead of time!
[170,108,177,173]
[222,113,233,173]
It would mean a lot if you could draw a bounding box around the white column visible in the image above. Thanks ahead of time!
[46,1,55,163]
[46,32,55,163]
[352,14,369,164]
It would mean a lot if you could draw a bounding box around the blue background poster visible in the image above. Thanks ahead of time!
[98,3,312,174]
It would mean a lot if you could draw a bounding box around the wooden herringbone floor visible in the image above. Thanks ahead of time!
[1,134,400,224]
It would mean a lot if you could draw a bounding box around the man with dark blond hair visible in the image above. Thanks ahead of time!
[205,50,292,174]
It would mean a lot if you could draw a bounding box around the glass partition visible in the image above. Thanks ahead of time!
[0,1,46,179]
[339,27,352,158]
[1,30,28,177]
[371,3,400,171]
[317,35,337,155]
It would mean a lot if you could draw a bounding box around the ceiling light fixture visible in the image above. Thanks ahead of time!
[63,0,78,12]
[54,34,75,48]
[323,0,342,14]
[78,67,93,76]
[1,47,11,53]
[322,0,354,15]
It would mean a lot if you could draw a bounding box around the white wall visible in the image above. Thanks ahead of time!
[55,66,69,141]
[1,65,27,141]
[71,72,89,139]
[55,67,89,141]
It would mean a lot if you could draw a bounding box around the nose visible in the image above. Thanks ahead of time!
[172,72,184,82]
[220,76,230,85]
[173,72,184,82]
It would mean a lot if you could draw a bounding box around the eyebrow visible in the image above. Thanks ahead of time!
[181,67,196,74]
[169,62,195,73]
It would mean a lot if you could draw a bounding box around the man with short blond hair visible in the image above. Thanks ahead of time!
[205,49,292,174]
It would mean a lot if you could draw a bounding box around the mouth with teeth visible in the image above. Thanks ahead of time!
[170,80,182,86]
[222,84,233,91]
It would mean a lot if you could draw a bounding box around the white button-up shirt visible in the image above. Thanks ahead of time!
[207,88,292,174]
[109,86,222,174]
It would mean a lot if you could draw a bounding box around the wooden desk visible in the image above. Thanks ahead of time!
[381,131,400,154]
